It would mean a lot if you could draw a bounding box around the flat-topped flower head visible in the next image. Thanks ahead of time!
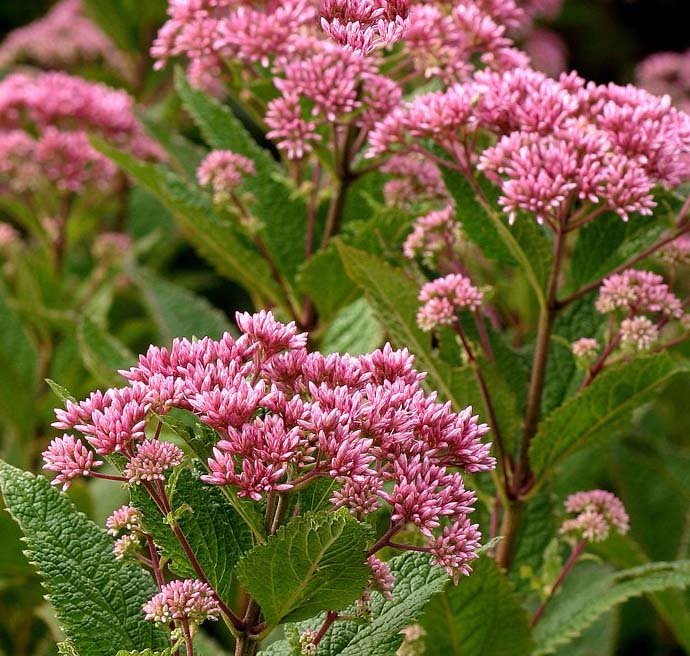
[42,434,103,491]
[596,269,683,318]
[560,490,629,542]
[417,274,483,331]
[106,505,142,536]
[197,150,256,200]
[143,579,220,626]
[48,311,494,583]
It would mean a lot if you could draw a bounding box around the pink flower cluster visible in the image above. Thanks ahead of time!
[368,67,690,227]
[0,72,161,194]
[417,274,483,331]
[45,310,494,581]
[637,49,690,114]
[596,269,683,319]
[197,150,256,199]
[320,0,409,54]
[404,205,462,266]
[659,234,690,267]
[560,490,629,543]
[0,0,129,75]
[143,579,220,626]
[381,154,450,209]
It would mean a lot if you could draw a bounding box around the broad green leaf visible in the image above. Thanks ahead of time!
[595,534,690,652]
[261,552,448,656]
[420,557,533,656]
[78,317,135,385]
[441,167,551,306]
[336,243,457,403]
[529,354,689,476]
[132,267,232,341]
[569,213,664,290]
[131,466,253,603]
[93,139,285,310]
[0,461,167,655]
[0,283,39,434]
[236,510,373,626]
[558,611,617,656]
[534,560,690,655]
[175,71,307,288]
[321,298,384,355]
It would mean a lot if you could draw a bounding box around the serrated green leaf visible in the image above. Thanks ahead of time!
[92,139,285,310]
[132,267,232,341]
[262,552,448,656]
[569,213,664,290]
[116,650,171,656]
[237,510,373,626]
[131,466,253,604]
[321,298,384,355]
[441,167,551,306]
[57,641,80,656]
[0,461,167,655]
[420,556,533,656]
[534,560,690,654]
[175,71,307,288]
[529,354,689,476]
[78,317,135,385]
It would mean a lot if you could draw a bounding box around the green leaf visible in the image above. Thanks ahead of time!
[420,557,533,656]
[441,168,551,305]
[569,213,664,290]
[336,243,455,402]
[131,466,253,603]
[262,552,448,656]
[132,267,232,341]
[534,560,690,654]
[92,138,285,310]
[45,379,76,404]
[237,510,373,626]
[57,641,80,656]
[116,651,171,656]
[77,317,135,385]
[0,282,39,433]
[175,71,307,288]
[529,354,689,476]
[322,298,384,355]
[0,461,167,655]
[595,534,690,652]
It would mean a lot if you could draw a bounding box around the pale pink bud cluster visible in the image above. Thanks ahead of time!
[47,310,494,582]
[319,0,409,55]
[417,274,483,331]
[381,153,450,209]
[106,505,143,536]
[0,222,21,252]
[0,71,161,194]
[619,316,659,352]
[196,150,256,198]
[596,269,683,319]
[0,0,129,76]
[659,234,690,267]
[560,490,629,543]
[403,205,461,265]
[143,579,220,626]
[571,338,599,361]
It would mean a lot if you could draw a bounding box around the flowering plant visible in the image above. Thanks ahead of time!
[3,1,690,656]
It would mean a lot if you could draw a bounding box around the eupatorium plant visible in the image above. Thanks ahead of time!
[4,1,690,656]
